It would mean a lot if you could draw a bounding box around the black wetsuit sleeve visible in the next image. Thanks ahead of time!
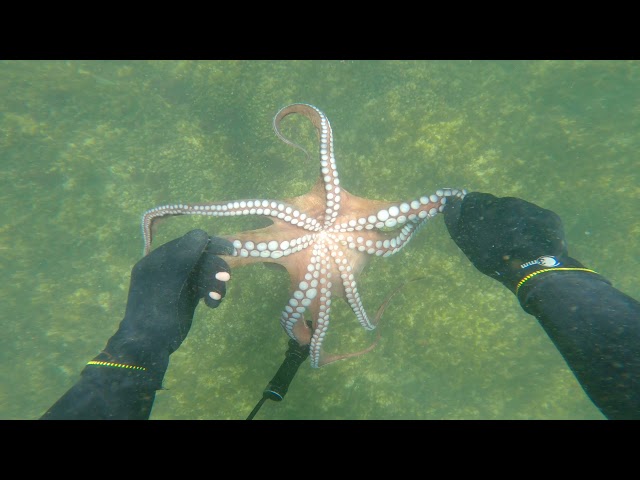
[40,363,162,420]
[519,272,640,420]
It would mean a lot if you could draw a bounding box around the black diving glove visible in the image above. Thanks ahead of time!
[443,192,590,299]
[89,229,235,389]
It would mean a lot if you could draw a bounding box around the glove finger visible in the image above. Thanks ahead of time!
[171,229,211,272]
[198,254,231,309]
[206,236,236,256]
[177,229,211,255]
[131,229,210,293]
[204,292,224,309]
[203,236,233,306]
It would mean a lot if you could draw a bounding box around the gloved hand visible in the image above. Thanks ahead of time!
[443,192,587,296]
[91,229,235,389]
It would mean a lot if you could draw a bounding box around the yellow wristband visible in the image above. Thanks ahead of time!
[87,360,146,371]
[515,267,598,295]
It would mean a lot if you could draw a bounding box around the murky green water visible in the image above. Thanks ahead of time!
[1,60,638,419]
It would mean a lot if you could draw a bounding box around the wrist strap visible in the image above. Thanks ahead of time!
[515,267,598,295]
[86,348,169,390]
[86,360,146,371]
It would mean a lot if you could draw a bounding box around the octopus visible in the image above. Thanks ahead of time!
[142,103,466,367]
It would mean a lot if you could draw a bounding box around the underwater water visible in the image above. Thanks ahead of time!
[1,60,638,419]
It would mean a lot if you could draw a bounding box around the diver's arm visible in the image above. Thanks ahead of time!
[519,270,640,419]
[41,364,158,420]
[41,230,234,420]
[444,192,640,419]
